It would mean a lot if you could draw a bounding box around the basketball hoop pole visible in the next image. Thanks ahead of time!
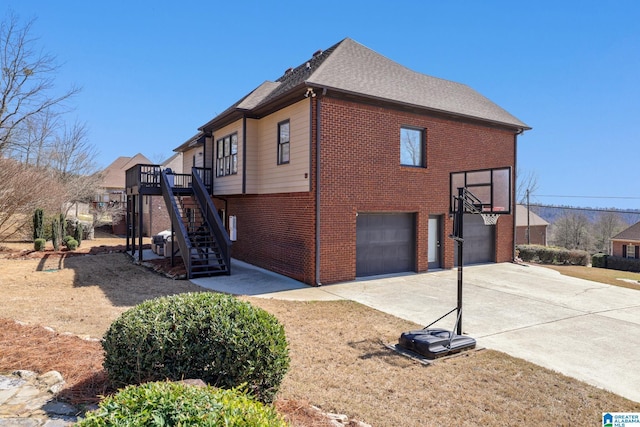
[455,187,464,335]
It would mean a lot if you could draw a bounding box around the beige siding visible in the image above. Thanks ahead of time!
[213,120,244,195]
[247,100,311,194]
[163,153,183,174]
[181,146,203,173]
[213,100,311,196]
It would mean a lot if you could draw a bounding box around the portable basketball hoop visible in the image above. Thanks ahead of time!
[398,167,512,359]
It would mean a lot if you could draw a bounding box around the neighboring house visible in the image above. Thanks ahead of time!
[610,222,640,259]
[515,204,549,246]
[98,153,152,205]
[99,153,152,234]
[176,38,529,285]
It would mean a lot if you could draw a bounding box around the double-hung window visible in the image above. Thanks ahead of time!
[626,244,637,259]
[400,127,425,167]
[277,120,290,165]
[216,133,238,177]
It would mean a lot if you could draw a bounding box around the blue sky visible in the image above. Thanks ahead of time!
[4,1,640,209]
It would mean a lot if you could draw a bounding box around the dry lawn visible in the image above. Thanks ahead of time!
[543,264,640,291]
[1,235,639,426]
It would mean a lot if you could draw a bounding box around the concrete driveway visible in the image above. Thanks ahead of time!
[191,261,640,403]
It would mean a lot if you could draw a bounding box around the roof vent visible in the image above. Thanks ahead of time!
[312,49,323,57]
[284,67,293,74]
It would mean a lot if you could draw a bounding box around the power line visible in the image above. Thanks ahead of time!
[536,194,640,201]
[528,204,640,215]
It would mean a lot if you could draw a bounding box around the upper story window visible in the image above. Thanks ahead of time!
[277,120,290,165]
[400,127,425,167]
[216,133,238,177]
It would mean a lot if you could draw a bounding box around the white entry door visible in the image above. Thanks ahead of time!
[428,216,441,269]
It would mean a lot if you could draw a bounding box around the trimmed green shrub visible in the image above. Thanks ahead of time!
[76,381,289,427]
[51,217,63,251]
[33,208,44,241]
[516,245,589,266]
[592,253,608,268]
[34,238,46,251]
[63,235,74,245]
[74,222,83,247]
[66,238,79,251]
[606,256,640,273]
[102,292,290,403]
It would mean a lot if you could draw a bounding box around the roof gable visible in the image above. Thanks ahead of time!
[101,153,152,189]
[515,205,549,227]
[612,221,640,241]
[202,38,529,131]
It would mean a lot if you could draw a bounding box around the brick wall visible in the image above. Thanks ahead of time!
[213,95,517,286]
[317,96,516,284]
[140,196,172,237]
[216,192,316,284]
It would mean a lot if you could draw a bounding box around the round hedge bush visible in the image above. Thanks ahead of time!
[34,238,46,251]
[76,381,289,426]
[102,292,290,403]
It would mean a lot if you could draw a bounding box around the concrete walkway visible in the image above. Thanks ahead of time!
[191,261,640,403]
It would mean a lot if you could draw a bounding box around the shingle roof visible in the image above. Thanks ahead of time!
[101,153,152,189]
[515,205,549,227]
[202,38,529,131]
[611,221,640,242]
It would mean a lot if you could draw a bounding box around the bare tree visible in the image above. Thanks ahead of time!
[0,11,80,154]
[516,168,540,204]
[8,108,59,165]
[0,158,66,240]
[550,211,593,251]
[592,211,626,254]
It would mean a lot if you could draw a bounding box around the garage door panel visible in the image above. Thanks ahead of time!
[454,214,494,266]
[356,213,416,277]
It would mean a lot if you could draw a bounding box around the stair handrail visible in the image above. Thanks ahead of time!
[191,168,231,274]
[160,169,192,276]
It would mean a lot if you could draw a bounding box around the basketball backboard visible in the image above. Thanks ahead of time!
[450,167,512,215]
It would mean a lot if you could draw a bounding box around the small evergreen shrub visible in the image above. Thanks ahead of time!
[63,235,74,246]
[74,222,83,247]
[66,238,79,251]
[102,292,290,403]
[76,381,288,427]
[51,217,62,251]
[592,253,608,268]
[34,238,46,251]
[32,208,44,241]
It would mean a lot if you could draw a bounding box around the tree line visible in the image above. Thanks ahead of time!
[0,11,111,240]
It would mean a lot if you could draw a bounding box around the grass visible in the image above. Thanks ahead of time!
[1,236,639,426]
[542,264,640,290]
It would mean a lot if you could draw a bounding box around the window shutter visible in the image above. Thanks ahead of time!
[636,245,640,259]
[622,245,627,258]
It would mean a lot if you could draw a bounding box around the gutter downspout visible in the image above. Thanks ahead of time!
[315,90,323,286]
[242,116,247,194]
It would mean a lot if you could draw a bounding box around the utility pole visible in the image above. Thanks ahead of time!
[526,188,531,245]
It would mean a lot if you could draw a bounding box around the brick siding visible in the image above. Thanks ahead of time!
[215,95,517,285]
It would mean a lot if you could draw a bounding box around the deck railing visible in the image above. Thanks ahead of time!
[126,164,212,194]
[192,169,231,274]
